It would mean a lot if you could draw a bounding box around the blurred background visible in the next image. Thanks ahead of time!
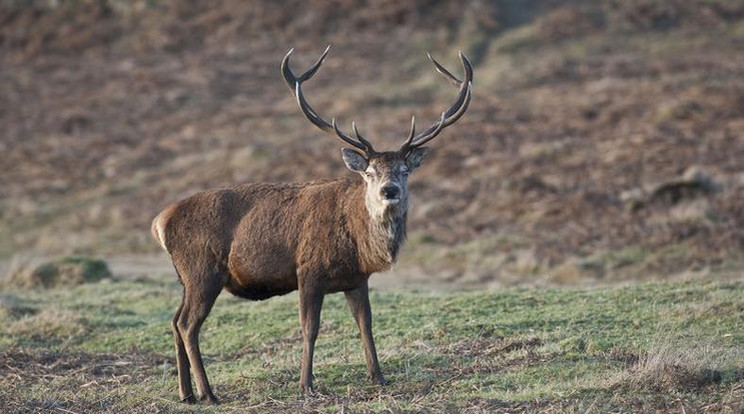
[2,0,744,288]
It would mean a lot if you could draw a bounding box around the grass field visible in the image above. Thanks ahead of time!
[1,275,742,413]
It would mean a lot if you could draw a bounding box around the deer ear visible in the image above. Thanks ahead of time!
[341,148,368,172]
[406,146,429,170]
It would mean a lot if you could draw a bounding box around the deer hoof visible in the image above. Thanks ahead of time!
[181,394,197,404]
[300,383,315,395]
[200,394,220,405]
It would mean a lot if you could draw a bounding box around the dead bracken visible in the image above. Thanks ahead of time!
[3,1,744,286]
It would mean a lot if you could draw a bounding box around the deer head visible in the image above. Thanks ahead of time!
[281,46,473,218]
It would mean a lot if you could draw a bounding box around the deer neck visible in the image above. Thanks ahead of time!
[350,181,408,274]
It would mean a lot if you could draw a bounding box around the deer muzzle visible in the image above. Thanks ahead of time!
[380,184,401,205]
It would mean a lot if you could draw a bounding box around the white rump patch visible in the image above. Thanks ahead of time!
[153,213,169,252]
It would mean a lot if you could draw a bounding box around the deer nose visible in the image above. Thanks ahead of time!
[380,184,400,200]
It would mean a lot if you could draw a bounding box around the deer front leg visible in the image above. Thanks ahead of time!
[344,281,385,385]
[298,277,324,394]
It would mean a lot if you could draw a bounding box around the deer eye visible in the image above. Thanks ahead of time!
[400,166,410,175]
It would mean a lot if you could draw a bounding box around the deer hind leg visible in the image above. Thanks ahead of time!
[298,277,325,394]
[171,289,195,403]
[175,271,226,404]
[344,281,385,385]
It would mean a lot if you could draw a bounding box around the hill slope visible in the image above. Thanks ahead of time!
[2,1,744,285]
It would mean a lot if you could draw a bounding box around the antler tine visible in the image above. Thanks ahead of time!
[400,115,416,148]
[407,111,447,148]
[427,52,461,85]
[281,46,331,87]
[351,122,375,153]
[298,45,330,82]
[428,51,474,87]
[332,118,369,151]
[409,83,472,148]
[400,52,473,152]
[428,52,472,124]
[282,47,375,154]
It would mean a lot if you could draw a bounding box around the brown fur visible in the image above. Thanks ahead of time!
[154,176,400,403]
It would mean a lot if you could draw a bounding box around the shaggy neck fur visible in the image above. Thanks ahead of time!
[353,182,408,274]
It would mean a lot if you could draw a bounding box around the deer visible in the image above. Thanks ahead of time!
[151,46,473,404]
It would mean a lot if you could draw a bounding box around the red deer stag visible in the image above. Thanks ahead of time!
[151,47,473,403]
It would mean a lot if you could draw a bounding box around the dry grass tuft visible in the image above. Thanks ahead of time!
[6,256,112,289]
[609,338,739,393]
[10,307,87,343]
[2,254,35,287]
[0,295,37,320]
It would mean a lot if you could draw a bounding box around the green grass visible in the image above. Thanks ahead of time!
[0,278,742,412]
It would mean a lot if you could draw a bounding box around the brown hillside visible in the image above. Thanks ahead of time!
[2,0,744,285]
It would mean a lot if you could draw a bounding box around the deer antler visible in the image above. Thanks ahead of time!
[399,51,473,154]
[282,46,376,155]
